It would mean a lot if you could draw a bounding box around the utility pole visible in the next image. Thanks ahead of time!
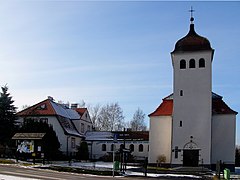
[113,133,117,177]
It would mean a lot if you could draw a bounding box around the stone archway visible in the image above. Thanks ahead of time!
[183,141,199,167]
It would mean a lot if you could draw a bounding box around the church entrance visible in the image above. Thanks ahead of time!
[183,149,199,167]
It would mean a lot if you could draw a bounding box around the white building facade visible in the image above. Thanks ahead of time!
[17,97,93,156]
[149,17,237,171]
[85,131,149,161]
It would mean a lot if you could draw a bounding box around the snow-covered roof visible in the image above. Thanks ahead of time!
[17,98,84,137]
[50,101,80,120]
[17,98,81,120]
[85,131,113,141]
[12,133,46,140]
[85,131,149,141]
[57,116,83,137]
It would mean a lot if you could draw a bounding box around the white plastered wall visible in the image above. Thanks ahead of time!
[211,114,236,165]
[17,116,81,154]
[89,141,149,160]
[149,116,172,164]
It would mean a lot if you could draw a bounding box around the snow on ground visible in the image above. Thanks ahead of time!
[48,161,202,179]
[125,171,202,179]
[0,174,37,180]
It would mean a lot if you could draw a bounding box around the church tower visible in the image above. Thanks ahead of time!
[171,14,214,166]
[149,9,237,170]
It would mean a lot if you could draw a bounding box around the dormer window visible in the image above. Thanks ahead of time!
[180,59,186,69]
[189,59,195,68]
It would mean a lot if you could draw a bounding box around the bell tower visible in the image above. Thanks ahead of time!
[171,11,214,167]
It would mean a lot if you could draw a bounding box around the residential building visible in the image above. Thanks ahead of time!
[85,131,149,161]
[17,97,93,156]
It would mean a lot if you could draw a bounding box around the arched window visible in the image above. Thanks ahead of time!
[189,59,195,68]
[102,144,106,151]
[111,144,114,151]
[120,144,124,151]
[139,144,143,152]
[130,144,134,152]
[180,59,186,69]
[199,58,205,68]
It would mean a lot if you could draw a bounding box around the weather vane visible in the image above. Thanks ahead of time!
[189,6,195,24]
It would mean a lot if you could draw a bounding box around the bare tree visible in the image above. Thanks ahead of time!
[78,100,86,108]
[130,108,147,131]
[98,102,125,131]
[87,103,101,129]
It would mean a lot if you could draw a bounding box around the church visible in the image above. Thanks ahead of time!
[148,14,237,171]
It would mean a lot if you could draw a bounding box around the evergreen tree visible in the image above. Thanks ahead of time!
[0,85,17,146]
[19,120,60,159]
[77,141,89,160]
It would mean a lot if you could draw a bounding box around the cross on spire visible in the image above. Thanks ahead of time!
[189,6,195,24]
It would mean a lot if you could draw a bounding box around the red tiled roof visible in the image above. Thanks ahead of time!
[149,95,237,117]
[148,99,173,116]
[17,99,83,137]
[17,99,56,116]
[75,108,87,116]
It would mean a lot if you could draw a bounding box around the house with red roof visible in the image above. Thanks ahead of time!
[148,15,237,171]
[17,96,93,156]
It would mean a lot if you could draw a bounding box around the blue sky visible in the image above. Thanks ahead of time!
[0,1,240,143]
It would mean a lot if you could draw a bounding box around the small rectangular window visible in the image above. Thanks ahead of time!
[174,146,180,159]
[81,123,84,133]
[180,90,183,96]
[71,138,76,148]
[40,118,48,123]
[180,121,182,127]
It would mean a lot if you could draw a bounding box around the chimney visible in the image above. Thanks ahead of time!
[71,103,78,109]
[48,96,54,101]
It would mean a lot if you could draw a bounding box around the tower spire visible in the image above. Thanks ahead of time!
[189,6,195,24]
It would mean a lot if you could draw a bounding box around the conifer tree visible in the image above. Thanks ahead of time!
[19,120,60,159]
[0,85,17,146]
[77,141,89,160]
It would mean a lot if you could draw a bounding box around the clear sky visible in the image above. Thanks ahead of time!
[1,1,240,143]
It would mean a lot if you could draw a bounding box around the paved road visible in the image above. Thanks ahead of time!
[0,164,154,180]
[0,164,210,180]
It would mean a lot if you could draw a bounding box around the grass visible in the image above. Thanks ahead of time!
[0,158,37,166]
[0,159,16,164]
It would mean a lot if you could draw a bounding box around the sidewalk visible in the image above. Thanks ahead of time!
[10,160,240,179]
[40,161,208,179]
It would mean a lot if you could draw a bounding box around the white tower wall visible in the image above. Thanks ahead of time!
[171,50,213,165]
